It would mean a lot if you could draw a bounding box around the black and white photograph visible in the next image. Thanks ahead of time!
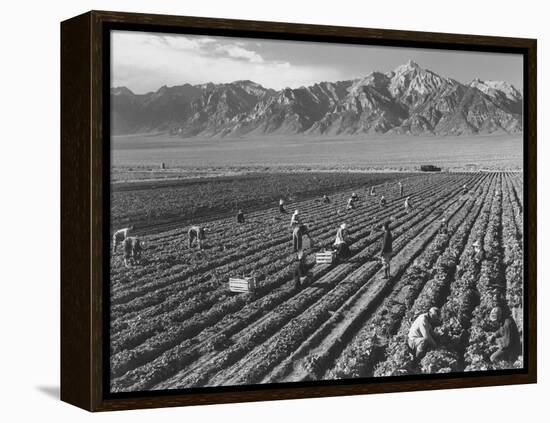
[108,29,525,393]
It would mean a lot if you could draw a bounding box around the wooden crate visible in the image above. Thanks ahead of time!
[316,251,335,264]
[229,277,257,293]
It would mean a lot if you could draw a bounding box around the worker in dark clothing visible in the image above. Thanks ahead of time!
[122,236,142,267]
[380,221,393,278]
[398,181,404,198]
[188,225,206,249]
[279,198,287,213]
[293,250,310,290]
[237,209,245,223]
[351,192,358,202]
[379,195,387,208]
[292,224,314,252]
[489,307,521,363]
[323,194,331,204]
[439,217,449,234]
[462,184,469,195]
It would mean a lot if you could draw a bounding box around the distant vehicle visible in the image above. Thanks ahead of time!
[420,165,442,172]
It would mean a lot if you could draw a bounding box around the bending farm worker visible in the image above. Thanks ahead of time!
[379,195,386,208]
[123,236,143,267]
[323,194,331,204]
[279,198,287,214]
[404,196,413,212]
[112,225,134,253]
[407,307,441,360]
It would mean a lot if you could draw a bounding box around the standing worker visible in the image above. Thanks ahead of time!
[488,307,521,363]
[380,221,393,278]
[407,307,441,360]
[290,209,301,228]
[292,224,314,252]
[334,223,351,260]
[112,225,134,253]
[188,225,206,250]
[237,209,245,223]
[279,198,287,214]
[398,181,404,198]
[404,196,413,213]
[379,195,387,208]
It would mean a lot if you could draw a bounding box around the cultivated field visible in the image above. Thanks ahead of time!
[109,171,524,392]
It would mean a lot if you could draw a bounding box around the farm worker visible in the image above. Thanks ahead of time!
[323,194,331,204]
[334,223,351,260]
[462,184,468,195]
[488,307,521,363]
[380,220,393,278]
[404,196,413,213]
[439,217,449,234]
[347,197,355,210]
[398,181,404,198]
[292,224,314,252]
[472,239,485,262]
[188,225,206,249]
[237,209,245,223]
[293,250,310,290]
[122,236,142,267]
[290,209,301,228]
[379,195,386,208]
[279,198,287,214]
[351,192,358,202]
[112,225,134,253]
[370,186,376,196]
[407,307,441,359]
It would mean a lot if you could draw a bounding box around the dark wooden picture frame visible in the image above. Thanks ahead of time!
[61,10,537,412]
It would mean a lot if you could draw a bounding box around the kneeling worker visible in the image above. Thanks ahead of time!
[334,223,351,260]
[488,306,521,363]
[407,307,441,360]
[293,250,310,290]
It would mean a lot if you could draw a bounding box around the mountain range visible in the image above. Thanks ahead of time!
[111,60,523,137]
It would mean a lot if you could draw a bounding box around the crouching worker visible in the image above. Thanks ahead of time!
[112,225,134,253]
[407,307,441,360]
[347,197,355,210]
[188,225,206,249]
[488,307,521,363]
[279,198,287,214]
[293,250,310,291]
[334,223,351,260]
[292,224,314,252]
[237,209,245,223]
[123,236,143,267]
[323,194,330,204]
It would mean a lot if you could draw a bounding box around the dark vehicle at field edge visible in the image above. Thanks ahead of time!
[420,165,442,172]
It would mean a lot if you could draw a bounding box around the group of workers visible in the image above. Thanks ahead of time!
[407,305,521,365]
[111,178,520,365]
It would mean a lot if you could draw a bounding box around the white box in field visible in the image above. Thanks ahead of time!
[316,251,335,264]
[229,277,257,293]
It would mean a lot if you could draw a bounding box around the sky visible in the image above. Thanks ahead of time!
[111,30,523,94]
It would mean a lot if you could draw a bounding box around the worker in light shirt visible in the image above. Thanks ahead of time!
[407,307,441,360]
